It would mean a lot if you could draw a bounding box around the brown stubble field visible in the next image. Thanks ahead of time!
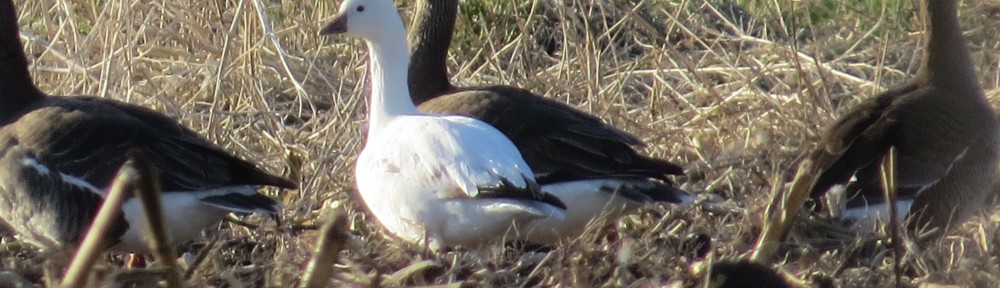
[2,0,1000,286]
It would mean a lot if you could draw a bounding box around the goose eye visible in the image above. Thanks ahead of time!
[356,5,365,12]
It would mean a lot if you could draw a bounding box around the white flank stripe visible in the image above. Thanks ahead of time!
[19,157,50,175]
[21,156,104,196]
[21,155,266,208]
[843,199,914,228]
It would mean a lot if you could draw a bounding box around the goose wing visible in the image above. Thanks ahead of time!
[6,98,294,211]
[358,115,564,208]
[810,85,968,203]
[418,86,683,184]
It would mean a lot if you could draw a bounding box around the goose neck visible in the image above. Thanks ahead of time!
[407,0,458,104]
[0,0,43,122]
[365,35,419,137]
[916,0,978,90]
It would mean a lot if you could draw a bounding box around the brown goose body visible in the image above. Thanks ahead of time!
[808,0,998,233]
[0,0,296,252]
[407,0,689,244]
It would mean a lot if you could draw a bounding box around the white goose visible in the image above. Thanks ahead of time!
[320,0,565,251]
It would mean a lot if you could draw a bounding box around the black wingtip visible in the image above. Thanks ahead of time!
[477,174,566,210]
[264,175,299,190]
[611,179,693,204]
[520,174,564,209]
[226,156,299,190]
[639,156,686,179]
[201,193,281,214]
[539,192,566,210]
[646,184,693,204]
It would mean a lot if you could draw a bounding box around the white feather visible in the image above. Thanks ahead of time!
[339,0,563,251]
[363,116,534,195]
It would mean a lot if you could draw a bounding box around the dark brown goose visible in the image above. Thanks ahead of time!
[808,0,998,234]
[407,0,690,244]
[0,0,296,253]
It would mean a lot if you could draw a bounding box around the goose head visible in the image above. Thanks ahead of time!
[319,0,404,42]
[318,0,417,136]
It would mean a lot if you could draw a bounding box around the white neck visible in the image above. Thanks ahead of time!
[363,27,420,138]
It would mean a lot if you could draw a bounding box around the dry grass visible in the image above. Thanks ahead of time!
[2,0,1000,286]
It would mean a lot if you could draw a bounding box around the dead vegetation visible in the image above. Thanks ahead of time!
[2,0,1000,286]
